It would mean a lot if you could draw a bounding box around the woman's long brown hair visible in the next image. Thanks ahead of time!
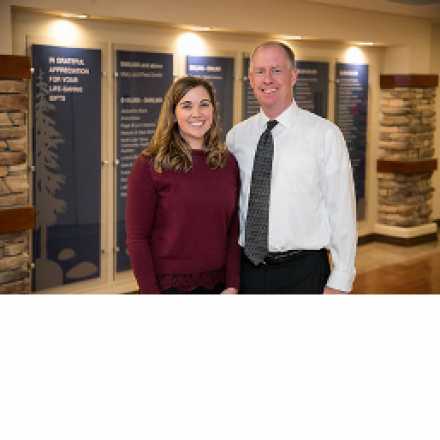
[142,76,228,173]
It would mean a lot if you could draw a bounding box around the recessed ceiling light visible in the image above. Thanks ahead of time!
[61,12,89,19]
[187,25,213,31]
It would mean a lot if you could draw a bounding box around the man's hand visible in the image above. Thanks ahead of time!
[222,287,238,294]
[323,286,347,294]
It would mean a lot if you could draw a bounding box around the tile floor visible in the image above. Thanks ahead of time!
[354,235,440,293]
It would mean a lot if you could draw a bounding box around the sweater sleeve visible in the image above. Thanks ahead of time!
[126,156,160,293]
[224,155,241,290]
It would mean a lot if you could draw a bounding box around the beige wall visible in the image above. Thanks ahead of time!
[7,5,439,234]
[430,23,440,219]
[12,9,384,239]
[4,0,434,72]
[0,1,12,53]
[4,0,434,55]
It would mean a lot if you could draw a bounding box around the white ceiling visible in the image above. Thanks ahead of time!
[305,0,440,21]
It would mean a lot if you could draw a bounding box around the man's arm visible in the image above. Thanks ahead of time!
[323,286,346,294]
[321,125,357,293]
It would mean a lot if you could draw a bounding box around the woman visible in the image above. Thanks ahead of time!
[126,76,240,294]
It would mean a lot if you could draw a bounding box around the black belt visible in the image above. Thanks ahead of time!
[264,249,305,264]
[241,247,308,266]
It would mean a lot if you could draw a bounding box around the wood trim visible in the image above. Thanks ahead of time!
[373,232,437,247]
[357,234,377,246]
[0,206,35,234]
[377,159,437,174]
[357,230,439,247]
[380,74,438,89]
[0,55,31,80]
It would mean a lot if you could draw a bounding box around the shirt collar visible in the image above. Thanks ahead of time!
[257,100,298,131]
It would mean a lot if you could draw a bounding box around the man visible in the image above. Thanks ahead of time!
[226,41,357,294]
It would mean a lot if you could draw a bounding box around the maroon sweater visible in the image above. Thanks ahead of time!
[126,150,240,293]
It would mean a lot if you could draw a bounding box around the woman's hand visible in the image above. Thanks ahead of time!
[221,287,238,294]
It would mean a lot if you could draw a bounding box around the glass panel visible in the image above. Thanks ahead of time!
[115,50,173,272]
[32,44,102,290]
[335,62,369,220]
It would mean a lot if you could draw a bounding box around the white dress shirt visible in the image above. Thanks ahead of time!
[226,101,357,292]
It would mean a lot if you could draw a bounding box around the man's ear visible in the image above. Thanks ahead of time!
[290,68,298,88]
[249,71,254,88]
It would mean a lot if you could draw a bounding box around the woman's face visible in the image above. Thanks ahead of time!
[175,85,214,150]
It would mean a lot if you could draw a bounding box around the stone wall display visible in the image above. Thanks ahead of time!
[380,88,436,161]
[378,75,438,232]
[377,171,433,226]
[0,232,30,293]
[0,55,32,293]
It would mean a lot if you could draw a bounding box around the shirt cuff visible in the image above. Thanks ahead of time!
[326,269,356,293]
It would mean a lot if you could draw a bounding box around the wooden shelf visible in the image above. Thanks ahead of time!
[380,74,438,89]
[0,206,35,234]
[377,159,437,174]
[0,55,31,80]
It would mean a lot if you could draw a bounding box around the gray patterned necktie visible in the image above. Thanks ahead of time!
[244,119,278,265]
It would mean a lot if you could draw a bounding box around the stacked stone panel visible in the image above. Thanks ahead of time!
[380,88,435,161]
[377,172,433,226]
[0,78,31,293]
[379,77,437,228]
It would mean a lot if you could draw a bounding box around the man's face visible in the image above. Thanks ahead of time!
[249,45,297,118]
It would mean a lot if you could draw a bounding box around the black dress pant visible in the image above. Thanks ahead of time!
[240,249,330,294]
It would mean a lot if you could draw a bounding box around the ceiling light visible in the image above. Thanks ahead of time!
[48,19,81,45]
[176,32,207,55]
[344,47,367,64]
[185,25,213,32]
[61,12,89,19]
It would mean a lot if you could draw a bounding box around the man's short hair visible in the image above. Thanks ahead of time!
[250,41,296,70]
